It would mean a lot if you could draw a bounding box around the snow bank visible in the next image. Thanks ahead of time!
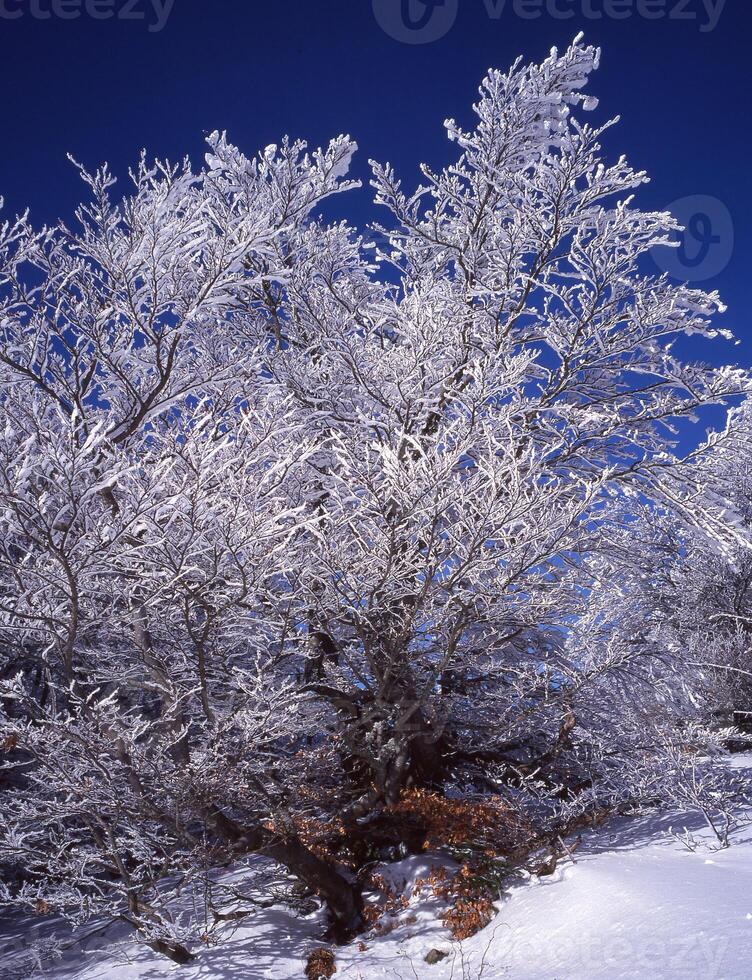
[4,758,752,979]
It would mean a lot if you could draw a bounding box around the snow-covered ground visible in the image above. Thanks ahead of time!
[4,760,752,980]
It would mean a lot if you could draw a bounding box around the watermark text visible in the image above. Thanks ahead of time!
[0,0,175,32]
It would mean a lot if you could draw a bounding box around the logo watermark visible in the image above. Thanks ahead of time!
[652,195,734,282]
[0,0,175,32]
[373,0,727,43]
[373,0,459,44]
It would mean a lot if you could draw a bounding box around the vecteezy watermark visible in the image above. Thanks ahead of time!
[0,0,175,32]
[480,0,726,31]
[652,195,734,283]
[373,0,726,43]
[504,929,732,979]
[373,0,458,44]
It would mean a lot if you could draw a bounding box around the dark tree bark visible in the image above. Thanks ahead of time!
[263,836,363,942]
[209,808,363,941]
[147,940,196,965]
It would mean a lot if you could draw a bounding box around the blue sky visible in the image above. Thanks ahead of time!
[0,0,748,368]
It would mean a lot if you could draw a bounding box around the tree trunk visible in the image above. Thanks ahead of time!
[263,836,363,942]
[147,939,196,965]
[209,808,363,941]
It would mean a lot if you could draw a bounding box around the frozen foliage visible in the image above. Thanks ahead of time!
[0,38,750,961]
[657,406,752,731]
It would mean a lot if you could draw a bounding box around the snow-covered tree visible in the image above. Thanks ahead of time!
[0,37,748,957]
[643,407,752,732]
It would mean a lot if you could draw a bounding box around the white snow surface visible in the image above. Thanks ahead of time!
[4,759,752,979]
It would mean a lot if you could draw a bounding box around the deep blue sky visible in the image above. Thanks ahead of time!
[0,0,749,364]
